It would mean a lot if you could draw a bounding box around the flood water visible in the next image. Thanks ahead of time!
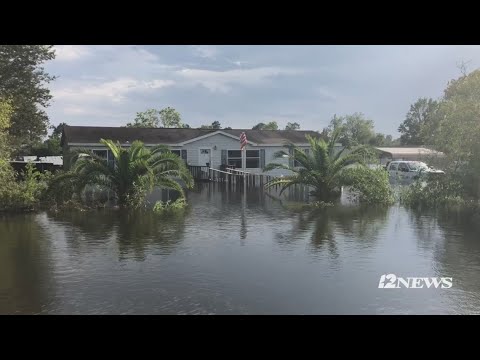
[1,183,480,314]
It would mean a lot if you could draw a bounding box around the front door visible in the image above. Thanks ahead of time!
[199,148,211,167]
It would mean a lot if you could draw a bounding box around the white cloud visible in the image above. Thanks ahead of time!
[54,78,175,103]
[54,45,91,61]
[177,67,302,92]
[192,45,219,59]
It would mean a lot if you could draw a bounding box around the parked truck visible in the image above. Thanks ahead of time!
[385,161,444,184]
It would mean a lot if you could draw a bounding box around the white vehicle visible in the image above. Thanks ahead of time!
[385,161,444,183]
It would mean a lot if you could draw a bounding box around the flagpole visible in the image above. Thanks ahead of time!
[242,147,246,174]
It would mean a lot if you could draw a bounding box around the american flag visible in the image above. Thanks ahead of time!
[240,132,247,150]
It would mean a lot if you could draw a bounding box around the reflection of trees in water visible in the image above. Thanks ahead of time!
[115,210,188,261]
[278,206,390,256]
[46,209,189,261]
[0,214,52,314]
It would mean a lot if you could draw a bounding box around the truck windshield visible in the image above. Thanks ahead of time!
[408,162,428,171]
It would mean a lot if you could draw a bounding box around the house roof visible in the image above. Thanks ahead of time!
[62,126,321,146]
[375,147,444,157]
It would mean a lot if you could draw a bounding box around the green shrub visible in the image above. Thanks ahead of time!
[400,175,467,209]
[153,197,187,214]
[341,166,394,205]
[0,161,51,212]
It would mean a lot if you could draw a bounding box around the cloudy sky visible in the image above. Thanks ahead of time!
[45,45,480,136]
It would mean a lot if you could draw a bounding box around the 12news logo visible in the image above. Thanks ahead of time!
[378,274,453,289]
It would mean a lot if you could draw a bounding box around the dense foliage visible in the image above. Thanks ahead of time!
[0,45,56,152]
[400,175,467,209]
[341,166,394,205]
[0,162,51,212]
[49,139,193,207]
[264,130,377,202]
[126,107,189,128]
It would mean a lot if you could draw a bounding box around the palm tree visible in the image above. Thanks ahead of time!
[50,139,193,207]
[264,131,371,201]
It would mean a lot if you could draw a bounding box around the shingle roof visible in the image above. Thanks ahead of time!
[62,126,321,146]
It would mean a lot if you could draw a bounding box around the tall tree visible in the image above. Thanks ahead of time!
[398,98,439,145]
[31,122,67,156]
[126,107,186,128]
[0,99,13,158]
[0,45,56,151]
[285,122,300,130]
[252,121,278,130]
[428,69,480,197]
[159,107,182,128]
[126,109,160,128]
[369,133,399,146]
[325,113,376,147]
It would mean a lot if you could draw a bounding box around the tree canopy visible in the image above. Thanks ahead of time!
[285,122,300,130]
[0,45,56,151]
[252,121,278,130]
[126,107,188,128]
[31,122,66,157]
[398,98,439,145]
[0,99,13,158]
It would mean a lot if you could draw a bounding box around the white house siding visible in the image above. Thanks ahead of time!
[174,133,239,167]
[173,133,311,176]
[67,133,315,176]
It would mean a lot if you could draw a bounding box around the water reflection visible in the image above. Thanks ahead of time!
[0,215,53,314]
[43,208,189,261]
[406,208,480,313]
[2,184,480,314]
[278,206,389,256]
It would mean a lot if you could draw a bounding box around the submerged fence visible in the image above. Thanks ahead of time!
[187,165,312,202]
[188,165,277,187]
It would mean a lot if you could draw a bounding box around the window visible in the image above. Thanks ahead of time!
[227,149,260,168]
[294,148,309,167]
[93,149,107,159]
[389,163,398,171]
[93,149,115,168]
[246,150,260,168]
[398,162,409,172]
[227,150,242,168]
[170,149,187,163]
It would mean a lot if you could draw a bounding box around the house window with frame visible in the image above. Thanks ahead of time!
[93,149,115,168]
[227,150,242,168]
[170,149,188,163]
[245,150,260,168]
[227,150,260,168]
